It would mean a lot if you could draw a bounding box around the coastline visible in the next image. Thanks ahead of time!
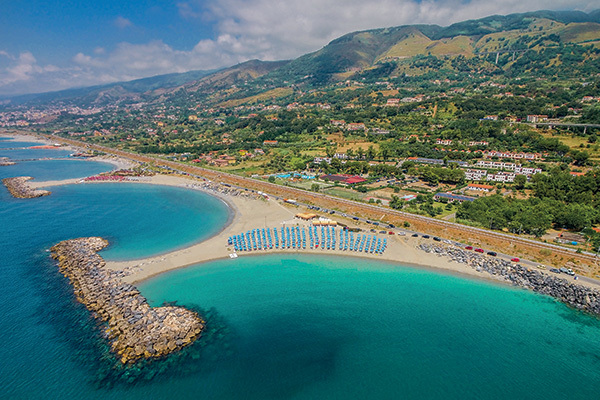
[5,132,600,293]
[23,167,600,291]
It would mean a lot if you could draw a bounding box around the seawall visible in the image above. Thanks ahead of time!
[51,237,204,364]
[2,177,50,198]
[419,243,600,316]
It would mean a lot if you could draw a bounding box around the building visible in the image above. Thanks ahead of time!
[263,140,278,146]
[433,193,476,203]
[526,115,548,123]
[346,123,366,131]
[467,183,494,192]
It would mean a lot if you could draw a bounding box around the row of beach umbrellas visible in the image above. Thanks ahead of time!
[227,226,387,255]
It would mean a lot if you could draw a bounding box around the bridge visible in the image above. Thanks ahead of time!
[528,122,600,134]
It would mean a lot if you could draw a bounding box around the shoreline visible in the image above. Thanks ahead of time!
[19,167,600,291]
[5,132,600,294]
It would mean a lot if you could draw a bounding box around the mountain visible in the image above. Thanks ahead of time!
[3,10,600,110]
[271,9,600,84]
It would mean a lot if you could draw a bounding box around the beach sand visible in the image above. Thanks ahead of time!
[5,130,598,290]
[32,173,491,284]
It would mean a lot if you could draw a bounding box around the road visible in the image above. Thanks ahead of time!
[46,134,600,278]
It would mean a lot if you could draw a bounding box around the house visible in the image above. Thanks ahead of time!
[436,139,453,145]
[263,140,278,146]
[386,98,400,106]
[346,123,366,131]
[467,183,494,192]
[482,115,498,121]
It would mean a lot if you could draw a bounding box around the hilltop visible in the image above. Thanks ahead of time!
[2,9,599,110]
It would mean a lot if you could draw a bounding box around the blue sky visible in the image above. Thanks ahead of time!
[0,0,597,96]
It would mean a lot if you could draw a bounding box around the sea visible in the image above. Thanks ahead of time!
[1,136,599,399]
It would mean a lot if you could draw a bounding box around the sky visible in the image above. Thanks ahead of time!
[0,0,597,97]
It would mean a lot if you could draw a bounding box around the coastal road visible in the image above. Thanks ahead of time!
[45,134,600,277]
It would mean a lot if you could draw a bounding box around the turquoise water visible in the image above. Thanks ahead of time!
[0,159,115,181]
[1,138,600,399]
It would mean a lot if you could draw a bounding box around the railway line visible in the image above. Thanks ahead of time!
[47,135,600,272]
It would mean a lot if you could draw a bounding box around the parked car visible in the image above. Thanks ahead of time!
[549,268,560,273]
[487,251,497,256]
[474,248,484,253]
[412,233,419,237]
[388,231,395,235]
[433,237,441,242]
[465,246,473,250]
[422,235,430,239]
[388,224,395,228]
[511,257,520,262]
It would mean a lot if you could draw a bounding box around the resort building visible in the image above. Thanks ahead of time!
[466,183,494,192]
[434,193,476,203]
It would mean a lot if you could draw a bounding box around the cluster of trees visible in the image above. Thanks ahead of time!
[408,165,465,185]
[457,169,600,236]
[457,195,599,237]
[318,159,404,179]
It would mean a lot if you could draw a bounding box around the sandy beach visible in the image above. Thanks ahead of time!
[5,131,599,291]
[31,172,593,290]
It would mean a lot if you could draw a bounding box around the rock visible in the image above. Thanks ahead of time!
[50,237,204,364]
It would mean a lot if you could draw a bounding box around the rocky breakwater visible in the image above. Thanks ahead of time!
[419,243,600,317]
[0,157,15,166]
[2,176,50,198]
[51,237,204,364]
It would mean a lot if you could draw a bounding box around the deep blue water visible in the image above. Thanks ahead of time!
[1,137,600,399]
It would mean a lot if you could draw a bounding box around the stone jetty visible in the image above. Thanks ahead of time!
[0,157,15,166]
[51,237,204,364]
[419,243,600,316]
[2,177,50,198]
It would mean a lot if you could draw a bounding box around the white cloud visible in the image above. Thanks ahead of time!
[114,16,133,29]
[1,0,597,96]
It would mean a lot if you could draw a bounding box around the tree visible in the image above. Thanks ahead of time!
[311,183,320,192]
[514,174,527,189]
[268,176,276,183]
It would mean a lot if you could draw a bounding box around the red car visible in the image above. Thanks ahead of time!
[465,246,473,250]
[474,248,484,253]
[511,257,520,262]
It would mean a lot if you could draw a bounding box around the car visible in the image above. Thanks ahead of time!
[373,222,380,226]
[329,210,335,214]
[465,246,473,250]
[379,230,387,234]
[511,257,520,262]
[388,224,395,228]
[474,248,484,253]
[370,229,376,233]
[433,237,441,241]
[422,235,430,239]
[353,217,359,221]
[549,268,560,273]
[487,251,497,256]
[412,233,419,237]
